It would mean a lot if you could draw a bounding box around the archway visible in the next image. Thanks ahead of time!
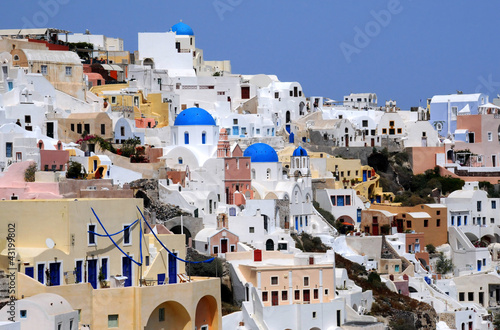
[465,232,479,245]
[145,301,190,330]
[352,304,358,312]
[170,226,192,245]
[266,239,274,251]
[195,295,219,330]
[143,58,155,69]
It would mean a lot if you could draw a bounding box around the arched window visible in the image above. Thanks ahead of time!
[266,168,271,180]
[184,132,189,144]
[295,158,299,168]
[201,131,206,144]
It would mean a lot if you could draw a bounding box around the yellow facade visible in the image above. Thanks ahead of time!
[0,198,222,329]
[278,147,394,202]
[91,84,170,127]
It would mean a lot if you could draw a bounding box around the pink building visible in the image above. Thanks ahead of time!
[84,72,105,88]
[0,162,61,200]
[38,140,70,172]
[217,129,253,205]
[135,118,156,128]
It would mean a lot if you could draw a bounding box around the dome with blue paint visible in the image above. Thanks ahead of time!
[171,21,194,36]
[174,107,216,126]
[292,146,308,157]
[244,143,279,163]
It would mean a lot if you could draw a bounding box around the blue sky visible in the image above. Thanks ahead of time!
[4,0,500,109]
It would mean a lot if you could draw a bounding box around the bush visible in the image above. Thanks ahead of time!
[24,162,37,182]
[435,252,453,274]
[66,161,86,179]
[425,244,436,254]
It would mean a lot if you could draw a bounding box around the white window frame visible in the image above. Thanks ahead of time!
[100,256,110,281]
[65,66,72,76]
[88,224,97,246]
[41,65,47,75]
[123,224,132,246]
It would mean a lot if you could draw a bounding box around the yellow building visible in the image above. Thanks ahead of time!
[278,146,394,203]
[91,84,170,127]
[0,198,221,329]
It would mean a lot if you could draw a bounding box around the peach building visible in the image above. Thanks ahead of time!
[224,250,376,329]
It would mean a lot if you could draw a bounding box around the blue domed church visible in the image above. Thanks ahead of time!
[162,107,219,168]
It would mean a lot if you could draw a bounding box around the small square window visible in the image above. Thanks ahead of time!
[20,310,27,318]
[382,128,387,134]
[324,289,329,295]
[65,66,72,76]
[389,121,395,126]
[407,221,412,228]
[303,277,309,286]
[397,128,402,134]
[249,227,254,233]
[459,292,465,301]
[468,292,474,301]
[271,276,278,285]
[41,65,47,75]
[424,220,428,227]
[282,290,288,300]
[108,314,119,328]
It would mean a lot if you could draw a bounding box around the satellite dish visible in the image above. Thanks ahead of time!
[46,238,55,249]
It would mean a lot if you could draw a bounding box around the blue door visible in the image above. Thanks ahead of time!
[184,132,189,144]
[88,259,98,289]
[286,125,291,134]
[122,257,132,287]
[477,260,482,272]
[49,262,60,286]
[337,196,344,206]
[37,264,44,284]
[289,132,294,143]
[168,253,177,284]
[363,170,367,182]
[202,132,206,144]
[157,273,166,285]
[232,126,239,136]
[376,196,381,203]
[357,209,362,223]
[76,261,83,283]
[25,267,34,279]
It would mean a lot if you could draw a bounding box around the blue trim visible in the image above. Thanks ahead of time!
[91,208,142,266]
[136,206,214,264]
[88,219,138,237]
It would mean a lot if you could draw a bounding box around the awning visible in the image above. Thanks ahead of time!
[110,64,123,72]
[101,64,114,71]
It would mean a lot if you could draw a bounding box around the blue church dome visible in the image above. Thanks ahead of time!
[292,146,308,157]
[174,107,216,126]
[244,143,279,163]
[171,21,194,36]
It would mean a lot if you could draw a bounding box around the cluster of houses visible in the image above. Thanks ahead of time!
[0,22,499,330]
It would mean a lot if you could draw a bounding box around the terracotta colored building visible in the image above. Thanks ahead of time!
[38,140,69,172]
[217,129,253,205]
[361,209,396,235]
[371,204,448,247]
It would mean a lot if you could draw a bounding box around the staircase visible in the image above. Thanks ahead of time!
[241,242,256,250]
